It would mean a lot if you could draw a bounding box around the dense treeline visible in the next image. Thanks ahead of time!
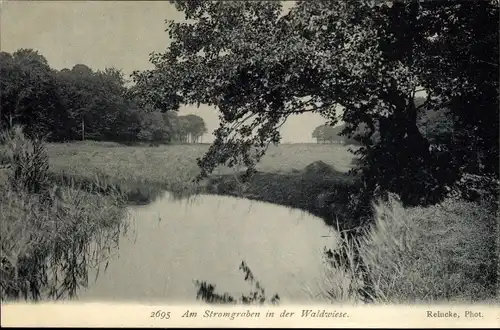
[0,49,207,144]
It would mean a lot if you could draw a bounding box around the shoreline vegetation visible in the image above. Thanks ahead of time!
[1,129,497,304]
[0,128,130,301]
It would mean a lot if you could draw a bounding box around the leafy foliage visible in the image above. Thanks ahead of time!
[0,49,69,141]
[132,0,498,207]
[182,114,208,143]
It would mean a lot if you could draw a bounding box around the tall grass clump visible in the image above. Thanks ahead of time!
[1,126,50,195]
[0,126,129,301]
[327,193,498,304]
[317,229,366,304]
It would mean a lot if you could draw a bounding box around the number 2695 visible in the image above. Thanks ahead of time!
[150,310,171,319]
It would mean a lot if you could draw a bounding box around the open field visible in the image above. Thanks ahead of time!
[45,141,356,178]
[39,141,358,205]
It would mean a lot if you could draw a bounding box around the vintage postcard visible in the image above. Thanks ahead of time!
[0,0,498,327]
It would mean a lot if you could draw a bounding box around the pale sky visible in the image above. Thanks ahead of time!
[1,0,326,143]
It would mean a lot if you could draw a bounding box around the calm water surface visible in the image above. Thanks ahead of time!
[77,192,340,303]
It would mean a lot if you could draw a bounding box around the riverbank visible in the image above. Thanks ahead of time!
[43,141,362,228]
[1,139,497,304]
[205,165,363,229]
[46,142,500,302]
[0,139,359,301]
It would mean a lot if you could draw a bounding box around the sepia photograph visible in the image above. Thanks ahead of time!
[0,0,499,326]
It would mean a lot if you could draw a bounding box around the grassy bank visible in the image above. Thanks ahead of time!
[323,194,498,304]
[205,163,364,229]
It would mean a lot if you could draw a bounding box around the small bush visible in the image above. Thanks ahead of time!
[451,172,499,203]
[303,161,338,176]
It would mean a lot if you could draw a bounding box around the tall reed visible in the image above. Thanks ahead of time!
[0,126,129,301]
[323,193,498,304]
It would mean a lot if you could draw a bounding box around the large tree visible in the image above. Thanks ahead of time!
[131,0,499,206]
[56,64,136,141]
[312,124,346,144]
[312,125,327,144]
[0,49,69,140]
[183,114,208,143]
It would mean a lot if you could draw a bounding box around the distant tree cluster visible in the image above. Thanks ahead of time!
[176,114,208,143]
[312,125,344,144]
[0,49,207,144]
[136,110,207,144]
[312,124,362,145]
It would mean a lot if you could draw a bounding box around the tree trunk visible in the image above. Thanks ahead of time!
[81,117,85,141]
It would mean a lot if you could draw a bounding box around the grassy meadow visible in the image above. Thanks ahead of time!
[1,134,497,304]
[43,141,357,205]
[45,141,355,180]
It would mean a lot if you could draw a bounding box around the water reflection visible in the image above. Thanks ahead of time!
[77,192,340,303]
